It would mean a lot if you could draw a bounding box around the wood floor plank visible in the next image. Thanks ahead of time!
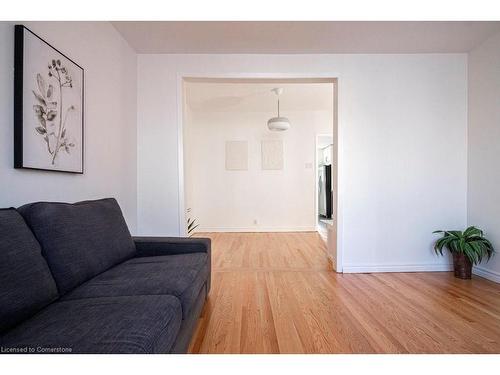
[189,232,500,353]
[375,273,498,353]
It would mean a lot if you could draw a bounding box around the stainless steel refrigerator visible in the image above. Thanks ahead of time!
[318,164,332,219]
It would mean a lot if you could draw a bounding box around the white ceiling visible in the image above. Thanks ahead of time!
[112,21,500,54]
[185,81,334,113]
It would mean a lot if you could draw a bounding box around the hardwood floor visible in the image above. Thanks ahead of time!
[188,232,500,354]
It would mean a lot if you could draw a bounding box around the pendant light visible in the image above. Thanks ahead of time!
[267,88,290,131]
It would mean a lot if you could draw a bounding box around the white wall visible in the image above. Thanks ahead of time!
[184,107,332,232]
[0,22,138,232]
[468,30,500,283]
[137,54,467,272]
[0,23,473,274]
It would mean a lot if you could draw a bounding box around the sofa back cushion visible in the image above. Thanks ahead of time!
[0,208,59,333]
[18,198,136,295]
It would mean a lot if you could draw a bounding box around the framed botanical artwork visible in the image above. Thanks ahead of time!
[14,25,84,173]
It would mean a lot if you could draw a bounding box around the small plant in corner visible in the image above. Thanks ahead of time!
[186,208,199,237]
[433,226,494,279]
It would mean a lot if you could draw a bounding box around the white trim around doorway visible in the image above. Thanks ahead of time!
[176,72,343,272]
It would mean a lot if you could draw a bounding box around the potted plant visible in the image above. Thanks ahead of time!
[186,208,199,237]
[433,226,494,279]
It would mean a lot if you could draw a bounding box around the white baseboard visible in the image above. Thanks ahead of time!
[197,226,317,233]
[473,266,500,283]
[342,263,453,273]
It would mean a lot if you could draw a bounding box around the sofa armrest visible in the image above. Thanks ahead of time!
[133,236,212,295]
[133,236,211,258]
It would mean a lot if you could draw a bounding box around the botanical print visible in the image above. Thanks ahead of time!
[15,25,84,173]
[33,59,76,165]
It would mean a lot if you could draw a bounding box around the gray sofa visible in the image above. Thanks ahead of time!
[0,198,210,353]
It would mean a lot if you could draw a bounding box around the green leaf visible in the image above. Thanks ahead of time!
[463,247,475,265]
[459,238,465,249]
[187,219,197,231]
[465,244,479,264]
[464,226,481,238]
[468,242,483,263]
[187,223,199,235]
[446,230,463,237]
[449,240,460,253]
[443,236,458,250]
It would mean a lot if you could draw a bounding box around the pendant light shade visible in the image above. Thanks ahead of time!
[267,88,290,131]
[267,116,291,131]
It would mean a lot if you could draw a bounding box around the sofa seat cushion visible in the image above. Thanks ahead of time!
[0,295,182,354]
[63,253,209,320]
[18,198,136,295]
[0,208,58,334]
